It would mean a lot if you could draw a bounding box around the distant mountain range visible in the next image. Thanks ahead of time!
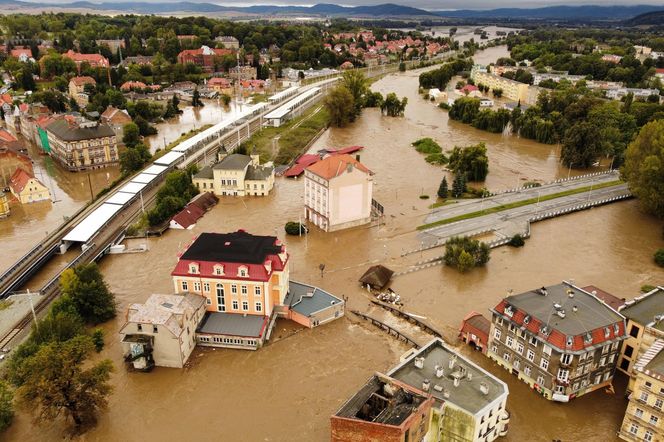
[2,1,663,21]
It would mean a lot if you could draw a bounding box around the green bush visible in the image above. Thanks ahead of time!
[412,138,442,154]
[655,249,664,267]
[641,284,656,293]
[508,234,525,247]
[443,236,490,272]
[425,153,448,165]
[285,222,307,235]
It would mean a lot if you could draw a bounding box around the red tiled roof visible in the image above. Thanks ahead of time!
[461,84,479,93]
[582,285,625,311]
[120,81,147,91]
[0,94,13,106]
[208,77,231,87]
[460,311,490,336]
[9,168,34,194]
[63,50,109,67]
[0,128,18,143]
[11,48,31,58]
[306,153,371,180]
[171,204,205,229]
[326,145,363,155]
[70,76,96,86]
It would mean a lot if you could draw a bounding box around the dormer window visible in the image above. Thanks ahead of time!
[238,266,249,277]
[604,327,610,338]
[214,265,224,276]
[189,263,199,274]
[566,336,573,347]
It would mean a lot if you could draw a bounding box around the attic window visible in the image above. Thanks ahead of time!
[584,333,593,344]
[613,323,620,334]
[189,264,199,274]
[238,266,248,277]
[214,265,224,275]
[523,315,531,325]
[604,327,610,338]
[566,336,573,347]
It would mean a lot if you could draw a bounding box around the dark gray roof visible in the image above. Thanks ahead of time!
[181,231,281,264]
[388,338,508,415]
[505,282,624,337]
[194,165,214,180]
[246,164,274,181]
[284,281,343,317]
[213,153,251,171]
[620,287,664,331]
[335,375,428,426]
[46,119,115,141]
[196,311,268,338]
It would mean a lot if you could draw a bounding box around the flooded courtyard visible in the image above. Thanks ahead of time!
[3,46,664,441]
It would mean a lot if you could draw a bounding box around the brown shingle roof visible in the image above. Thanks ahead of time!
[306,154,371,180]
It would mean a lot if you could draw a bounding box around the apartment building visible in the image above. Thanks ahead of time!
[472,70,532,104]
[177,46,233,72]
[389,338,510,442]
[68,76,96,107]
[304,154,374,232]
[192,152,275,197]
[618,287,664,377]
[214,36,240,49]
[618,338,664,442]
[62,49,110,71]
[119,293,207,370]
[487,282,627,402]
[45,116,119,171]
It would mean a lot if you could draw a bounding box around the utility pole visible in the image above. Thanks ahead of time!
[87,173,94,201]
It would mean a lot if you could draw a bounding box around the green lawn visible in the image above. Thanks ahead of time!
[418,180,624,230]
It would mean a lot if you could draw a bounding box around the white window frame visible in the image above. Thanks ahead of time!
[527,349,535,362]
[540,358,549,370]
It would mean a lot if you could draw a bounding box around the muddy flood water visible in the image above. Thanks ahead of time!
[5,46,664,441]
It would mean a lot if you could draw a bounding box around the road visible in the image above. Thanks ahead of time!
[418,171,630,246]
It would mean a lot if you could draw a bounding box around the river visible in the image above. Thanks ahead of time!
[4,46,664,441]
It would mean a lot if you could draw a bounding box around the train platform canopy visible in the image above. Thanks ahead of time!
[154,151,184,166]
[117,181,148,195]
[131,173,159,185]
[63,203,123,243]
[105,191,134,206]
[143,164,168,176]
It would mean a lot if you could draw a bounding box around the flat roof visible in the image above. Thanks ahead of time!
[505,283,623,337]
[181,231,280,264]
[105,191,134,206]
[117,181,148,195]
[268,86,299,102]
[154,151,184,166]
[284,281,343,317]
[388,338,508,415]
[143,164,168,175]
[63,203,123,243]
[131,172,159,184]
[620,287,664,331]
[196,311,268,338]
[264,88,320,120]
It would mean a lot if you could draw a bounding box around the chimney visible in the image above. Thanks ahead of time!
[453,377,460,388]
[422,379,430,392]
[480,382,489,395]
[435,365,444,378]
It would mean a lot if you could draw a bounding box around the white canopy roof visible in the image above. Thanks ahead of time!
[117,181,148,195]
[131,173,158,184]
[143,164,168,175]
[63,203,123,243]
[105,192,134,206]
[154,151,185,166]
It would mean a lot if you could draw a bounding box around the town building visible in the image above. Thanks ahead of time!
[472,71,531,103]
[206,77,233,95]
[171,230,345,351]
[177,46,233,72]
[119,292,207,369]
[618,338,664,442]
[192,152,275,197]
[214,36,240,49]
[0,191,9,218]
[283,281,345,328]
[605,88,660,101]
[45,116,119,171]
[100,106,132,140]
[62,50,110,71]
[68,76,96,107]
[95,39,125,53]
[10,47,34,63]
[487,282,627,402]
[120,55,154,67]
[388,338,510,442]
[460,311,491,354]
[19,102,50,145]
[8,167,50,204]
[171,231,290,350]
[304,154,374,232]
[169,192,218,230]
[229,65,258,81]
[331,373,435,442]
[532,72,586,86]
[618,287,664,377]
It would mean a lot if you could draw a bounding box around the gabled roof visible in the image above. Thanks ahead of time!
[9,168,40,194]
[70,76,96,86]
[101,106,131,123]
[171,204,204,229]
[46,118,115,141]
[213,153,251,171]
[63,50,109,66]
[305,153,371,180]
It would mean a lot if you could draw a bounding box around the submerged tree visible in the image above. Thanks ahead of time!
[380,92,407,117]
[324,85,355,128]
[437,176,449,199]
[443,236,490,272]
[60,263,116,324]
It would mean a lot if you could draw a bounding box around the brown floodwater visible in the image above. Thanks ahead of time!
[5,47,664,441]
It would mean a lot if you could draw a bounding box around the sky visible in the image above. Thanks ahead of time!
[32,0,664,8]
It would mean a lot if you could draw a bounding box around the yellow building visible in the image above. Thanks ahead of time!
[618,336,664,442]
[618,287,664,379]
[0,191,9,217]
[45,117,118,171]
[9,168,50,204]
[472,71,533,104]
[193,152,275,197]
[68,76,96,107]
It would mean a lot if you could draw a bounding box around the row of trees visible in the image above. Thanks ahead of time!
[4,263,116,433]
[418,57,474,90]
[146,167,199,226]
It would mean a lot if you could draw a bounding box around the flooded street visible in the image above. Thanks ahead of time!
[4,46,664,441]
[0,139,119,269]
